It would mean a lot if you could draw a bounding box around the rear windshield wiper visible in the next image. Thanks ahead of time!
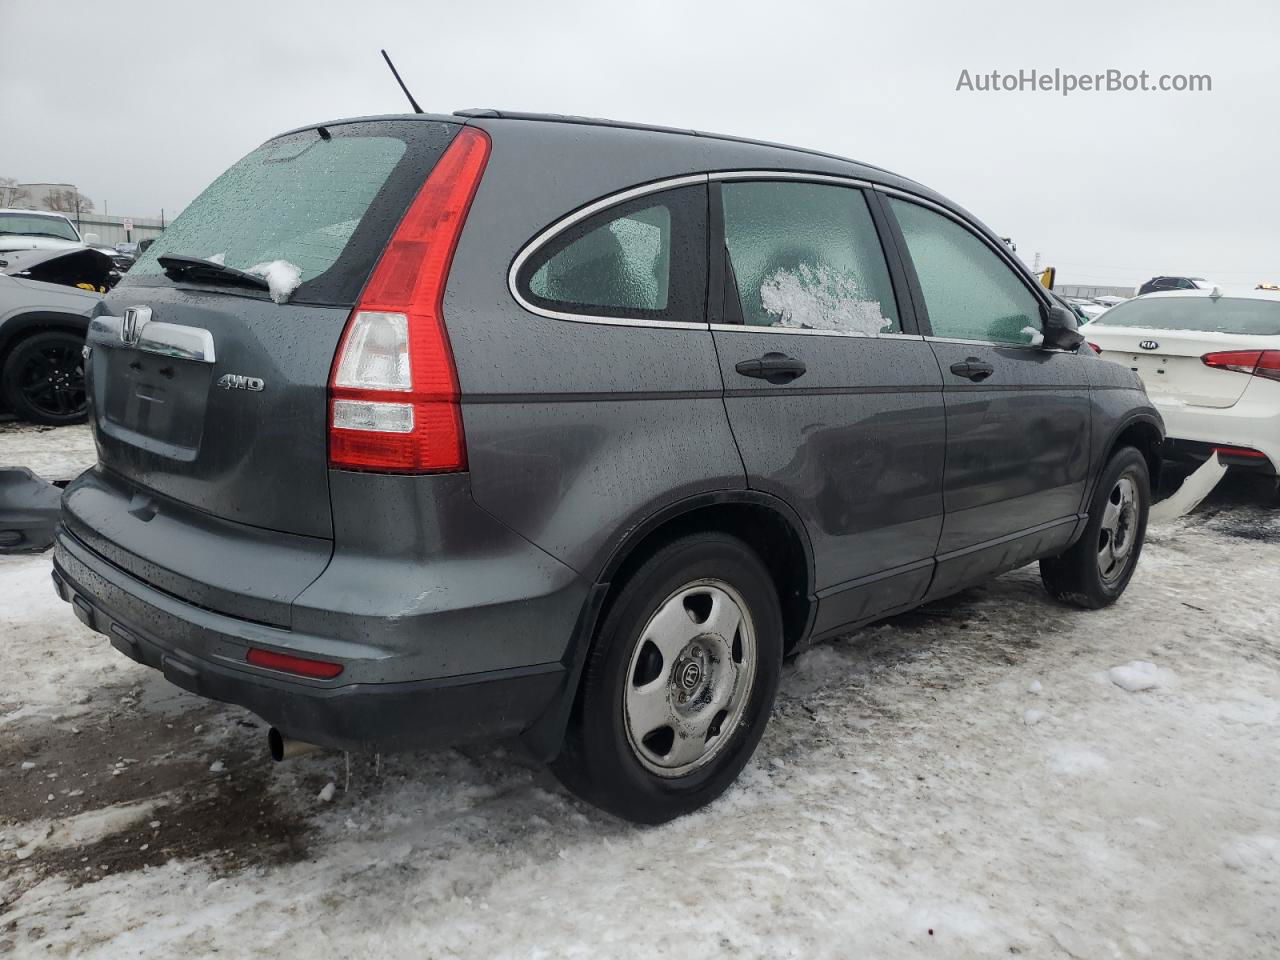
[158,254,271,293]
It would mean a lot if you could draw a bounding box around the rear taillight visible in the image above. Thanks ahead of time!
[1087,342,1102,354]
[328,127,491,472]
[1201,349,1280,381]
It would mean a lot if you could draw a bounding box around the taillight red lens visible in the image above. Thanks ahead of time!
[329,126,491,472]
[1202,350,1263,375]
[1087,342,1102,354]
[246,648,343,680]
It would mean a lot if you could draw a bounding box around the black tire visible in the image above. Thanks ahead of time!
[1041,446,1150,609]
[1,330,88,426]
[552,532,783,824]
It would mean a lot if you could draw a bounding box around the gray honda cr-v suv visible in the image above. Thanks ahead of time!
[52,111,1162,823]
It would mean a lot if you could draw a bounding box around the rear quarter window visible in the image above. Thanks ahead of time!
[123,120,460,306]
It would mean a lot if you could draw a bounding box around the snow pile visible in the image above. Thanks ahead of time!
[9,799,164,862]
[1108,660,1169,693]
[1021,325,1045,346]
[759,263,892,335]
[206,253,226,265]
[1220,835,1280,876]
[1047,746,1110,775]
[247,260,302,304]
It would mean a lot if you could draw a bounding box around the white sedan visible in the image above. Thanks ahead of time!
[1085,289,1280,476]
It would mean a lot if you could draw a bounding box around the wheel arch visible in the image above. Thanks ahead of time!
[0,310,91,365]
[594,490,816,653]
[1106,414,1164,494]
[521,489,816,761]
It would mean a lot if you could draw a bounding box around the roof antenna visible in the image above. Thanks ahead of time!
[381,49,423,114]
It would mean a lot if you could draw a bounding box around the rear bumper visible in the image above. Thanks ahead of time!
[52,522,576,753]
[1154,390,1280,475]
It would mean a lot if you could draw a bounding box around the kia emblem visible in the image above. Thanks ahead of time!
[1139,340,1159,350]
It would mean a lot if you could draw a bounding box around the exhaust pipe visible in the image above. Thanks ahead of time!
[268,727,323,762]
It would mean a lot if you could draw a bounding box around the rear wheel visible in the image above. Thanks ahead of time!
[2,330,88,426]
[552,533,783,824]
[1041,446,1150,608]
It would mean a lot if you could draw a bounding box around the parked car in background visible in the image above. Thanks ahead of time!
[0,208,87,253]
[1065,296,1109,321]
[0,270,97,424]
[1,246,117,293]
[1137,276,1215,295]
[1093,295,1129,308]
[1086,289,1280,479]
[52,111,1163,823]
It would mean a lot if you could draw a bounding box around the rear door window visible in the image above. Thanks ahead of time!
[720,181,900,335]
[515,185,707,323]
[889,198,1041,345]
[123,120,460,305]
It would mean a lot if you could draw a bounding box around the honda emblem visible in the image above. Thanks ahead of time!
[121,306,152,346]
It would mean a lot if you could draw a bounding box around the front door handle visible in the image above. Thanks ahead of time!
[949,357,994,382]
[735,352,807,385]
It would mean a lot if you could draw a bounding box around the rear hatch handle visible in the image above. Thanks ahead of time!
[88,307,216,364]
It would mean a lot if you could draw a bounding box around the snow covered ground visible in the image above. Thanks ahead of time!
[1,424,1278,958]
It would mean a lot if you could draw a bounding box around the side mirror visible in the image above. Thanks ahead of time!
[1042,304,1085,351]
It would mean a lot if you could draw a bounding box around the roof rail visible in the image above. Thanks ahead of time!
[452,108,910,183]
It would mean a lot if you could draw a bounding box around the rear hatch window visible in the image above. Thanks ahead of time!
[87,120,461,559]
[1099,296,1280,336]
[122,120,458,306]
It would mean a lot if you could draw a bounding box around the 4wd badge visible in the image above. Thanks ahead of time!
[217,374,265,392]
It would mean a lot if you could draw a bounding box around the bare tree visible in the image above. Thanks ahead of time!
[40,188,94,215]
[0,177,30,208]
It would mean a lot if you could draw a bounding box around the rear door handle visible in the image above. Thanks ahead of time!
[949,358,994,382]
[735,352,807,385]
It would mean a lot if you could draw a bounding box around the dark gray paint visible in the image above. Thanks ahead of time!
[85,285,345,539]
[54,112,1164,757]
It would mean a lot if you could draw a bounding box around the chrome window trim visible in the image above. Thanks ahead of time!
[873,184,1052,310]
[926,335,1043,351]
[709,170,874,189]
[508,173,709,330]
[89,315,217,364]
[710,323,923,341]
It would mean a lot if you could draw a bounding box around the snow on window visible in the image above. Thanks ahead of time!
[759,262,894,336]
[248,259,303,304]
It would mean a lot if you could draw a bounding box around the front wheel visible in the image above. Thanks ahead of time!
[552,533,783,824]
[1041,446,1150,608]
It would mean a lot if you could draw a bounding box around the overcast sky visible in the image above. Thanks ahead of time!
[2,0,1276,287]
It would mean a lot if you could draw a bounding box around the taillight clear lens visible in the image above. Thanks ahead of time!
[332,399,414,433]
[333,311,412,391]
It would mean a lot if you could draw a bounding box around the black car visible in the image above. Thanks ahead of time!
[1138,276,1213,295]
